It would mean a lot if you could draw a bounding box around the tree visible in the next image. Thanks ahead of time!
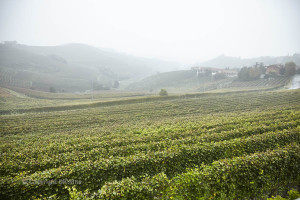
[94,84,110,90]
[238,66,265,81]
[214,73,226,80]
[159,89,168,96]
[259,65,266,74]
[238,67,250,81]
[205,69,212,76]
[49,86,56,93]
[279,67,285,76]
[284,62,296,76]
[113,80,119,88]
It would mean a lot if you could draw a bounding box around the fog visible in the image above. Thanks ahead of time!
[290,74,300,89]
[0,0,300,63]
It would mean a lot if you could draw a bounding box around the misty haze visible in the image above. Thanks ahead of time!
[0,0,300,199]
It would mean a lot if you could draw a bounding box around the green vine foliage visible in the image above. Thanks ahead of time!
[0,90,299,199]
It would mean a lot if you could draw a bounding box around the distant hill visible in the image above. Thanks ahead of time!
[128,70,196,91]
[0,43,179,92]
[127,70,233,92]
[17,43,179,78]
[197,54,300,68]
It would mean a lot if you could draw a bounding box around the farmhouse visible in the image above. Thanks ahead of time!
[220,69,238,77]
[266,64,283,75]
[192,67,238,78]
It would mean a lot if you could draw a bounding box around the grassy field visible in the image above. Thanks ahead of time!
[0,87,299,199]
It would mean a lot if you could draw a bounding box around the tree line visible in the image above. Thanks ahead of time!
[238,62,298,81]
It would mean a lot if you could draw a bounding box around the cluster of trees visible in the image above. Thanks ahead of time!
[49,86,56,93]
[47,80,120,93]
[93,80,120,91]
[48,87,66,93]
[284,62,298,76]
[238,65,265,81]
[159,89,168,96]
[238,62,298,81]
[213,72,227,80]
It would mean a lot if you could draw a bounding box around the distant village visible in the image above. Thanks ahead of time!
[191,66,239,78]
[192,61,300,81]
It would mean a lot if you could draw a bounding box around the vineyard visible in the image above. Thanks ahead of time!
[4,86,148,100]
[228,77,291,89]
[0,87,150,114]
[0,89,299,199]
[0,68,32,89]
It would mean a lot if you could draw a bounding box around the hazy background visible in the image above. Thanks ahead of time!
[1,0,300,64]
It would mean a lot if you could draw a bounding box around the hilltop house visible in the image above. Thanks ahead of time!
[266,64,283,75]
[191,67,238,78]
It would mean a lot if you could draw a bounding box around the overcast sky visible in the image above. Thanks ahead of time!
[0,0,299,63]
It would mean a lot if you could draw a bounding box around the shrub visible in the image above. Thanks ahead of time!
[159,89,168,96]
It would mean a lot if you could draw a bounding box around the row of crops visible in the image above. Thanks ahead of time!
[0,89,299,199]
[0,68,32,89]
[94,144,300,200]
[4,86,147,100]
[1,128,299,199]
[0,88,12,97]
[229,77,290,88]
[1,88,299,116]
[1,111,299,176]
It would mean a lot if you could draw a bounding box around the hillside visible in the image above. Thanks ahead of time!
[128,67,296,92]
[128,70,196,91]
[128,70,235,92]
[0,43,179,92]
[17,43,179,78]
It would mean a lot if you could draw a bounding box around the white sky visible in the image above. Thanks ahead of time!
[0,0,299,63]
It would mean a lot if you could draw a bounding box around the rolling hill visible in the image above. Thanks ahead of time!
[127,70,235,92]
[0,42,179,92]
